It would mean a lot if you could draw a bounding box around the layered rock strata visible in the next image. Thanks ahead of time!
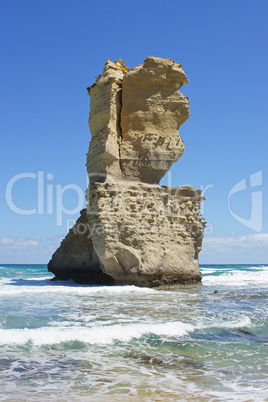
[120,57,189,183]
[48,57,205,286]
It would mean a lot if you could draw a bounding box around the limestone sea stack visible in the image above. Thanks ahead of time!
[48,56,206,287]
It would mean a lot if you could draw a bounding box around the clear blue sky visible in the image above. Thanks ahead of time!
[1,0,267,264]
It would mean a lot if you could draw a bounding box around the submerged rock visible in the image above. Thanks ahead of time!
[48,57,206,287]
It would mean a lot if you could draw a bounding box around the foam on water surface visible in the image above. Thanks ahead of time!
[0,321,196,346]
[0,280,156,296]
[201,264,268,288]
[0,263,267,401]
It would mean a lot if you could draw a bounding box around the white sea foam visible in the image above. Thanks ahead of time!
[0,283,156,296]
[0,315,252,347]
[202,266,268,287]
[204,315,252,330]
[243,265,268,271]
[217,315,252,329]
[200,268,218,274]
[0,321,194,346]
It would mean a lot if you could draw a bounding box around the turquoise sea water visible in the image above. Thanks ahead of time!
[0,264,267,401]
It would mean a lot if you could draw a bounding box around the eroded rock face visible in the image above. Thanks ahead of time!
[86,59,128,183]
[48,57,205,287]
[87,183,204,286]
[120,56,189,184]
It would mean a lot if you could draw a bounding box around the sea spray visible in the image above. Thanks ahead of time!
[0,264,267,401]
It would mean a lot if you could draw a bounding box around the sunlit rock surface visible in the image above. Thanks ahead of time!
[48,57,205,286]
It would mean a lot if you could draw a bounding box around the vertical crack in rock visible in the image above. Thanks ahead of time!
[116,83,124,175]
[48,57,206,287]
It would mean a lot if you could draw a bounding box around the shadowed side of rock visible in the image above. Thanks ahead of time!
[47,209,114,284]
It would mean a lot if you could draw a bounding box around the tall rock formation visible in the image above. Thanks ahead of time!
[48,57,206,287]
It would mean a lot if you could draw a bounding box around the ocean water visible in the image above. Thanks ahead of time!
[0,264,267,401]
